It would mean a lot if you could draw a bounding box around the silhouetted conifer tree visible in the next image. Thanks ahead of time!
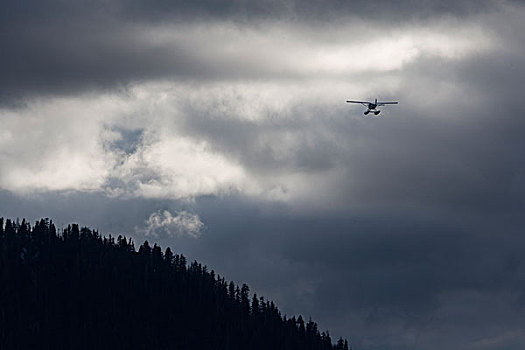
[0,217,350,350]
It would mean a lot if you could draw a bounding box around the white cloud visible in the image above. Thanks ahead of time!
[141,210,205,238]
[113,134,252,199]
[141,18,492,77]
[0,87,257,199]
[0,96,117,193]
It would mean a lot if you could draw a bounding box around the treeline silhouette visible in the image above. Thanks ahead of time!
[0,218,350,350]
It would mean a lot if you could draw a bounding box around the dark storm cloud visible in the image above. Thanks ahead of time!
[0,0,513,102]
[1,0,499,24]
[0,20,202,103]
[118,0,498,22]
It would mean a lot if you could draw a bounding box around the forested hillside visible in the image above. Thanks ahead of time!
[0,218,349,350]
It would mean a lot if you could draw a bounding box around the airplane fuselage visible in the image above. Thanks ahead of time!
[365,100,380,115]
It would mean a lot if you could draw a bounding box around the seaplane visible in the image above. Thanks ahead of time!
[346,98,398,115]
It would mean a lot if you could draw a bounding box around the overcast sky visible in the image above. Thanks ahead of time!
[2,0,525,349]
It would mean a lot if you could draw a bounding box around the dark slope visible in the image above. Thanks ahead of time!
[0,218,349,350]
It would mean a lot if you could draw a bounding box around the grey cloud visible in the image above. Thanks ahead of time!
[1,21,190,103]
[174,52,525,225]
[1,19,306,104]
[178,107,343,173]
[95,0,519,23]
[1,0,517,102]
[1,0,501,24]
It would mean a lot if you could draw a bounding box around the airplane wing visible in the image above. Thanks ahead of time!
[346,100,370,106]
[377,101,398,106]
